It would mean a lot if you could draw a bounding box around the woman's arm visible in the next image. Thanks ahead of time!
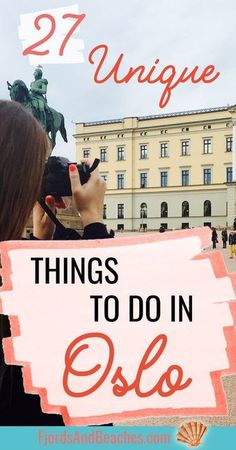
[69,158,106,227]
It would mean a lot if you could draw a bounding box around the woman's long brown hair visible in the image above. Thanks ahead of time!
[0,100,49,241]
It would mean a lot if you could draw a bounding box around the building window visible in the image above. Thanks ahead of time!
[226,136,233,152]
[181,141,190,156]
[182,169,189,186]
[100,148,107,162]
[160,142,168,157]
[140,172,148,188]
[117,203,124,219]
[226,167,233,183]
[140,144,148,159]
[203,168,212,185]
[140,202,147,218]
[83,149,90,158]
[203,138,212,154]
[117,224,124,231]
[160,171,168,187]
[117,173,125,189]
[160,223,168,230]
[103,204,107,219]
[161,202,168,218]
[182,223,189,229]
[204,200,211,217]
[117,146,125,160]
[140,223,147,231]
[182,201,189,217]
[26,229,31,239]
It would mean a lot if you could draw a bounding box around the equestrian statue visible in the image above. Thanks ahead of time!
[7,67,68,151]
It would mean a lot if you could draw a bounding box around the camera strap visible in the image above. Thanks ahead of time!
[38,199,81,240]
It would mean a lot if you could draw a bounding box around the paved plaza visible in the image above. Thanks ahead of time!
[204,244,236,273]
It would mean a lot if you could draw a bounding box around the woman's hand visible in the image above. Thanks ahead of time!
[33,195,56,240]
[69,158,106,227]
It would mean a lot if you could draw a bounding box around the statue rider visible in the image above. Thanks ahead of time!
[30,67,49,130]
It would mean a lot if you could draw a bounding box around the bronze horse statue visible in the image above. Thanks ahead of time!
[7,80,68,150]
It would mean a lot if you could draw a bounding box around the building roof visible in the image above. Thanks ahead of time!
[80,105,231,127]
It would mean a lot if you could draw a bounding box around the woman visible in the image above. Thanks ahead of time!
[0,100,110,424]
[221,228,228,249]
[229,231,236,259]
[211,227,218,249]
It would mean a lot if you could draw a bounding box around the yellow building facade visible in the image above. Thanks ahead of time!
[75,106,236,231]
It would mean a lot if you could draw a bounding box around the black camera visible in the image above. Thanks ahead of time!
[41,156,100,199]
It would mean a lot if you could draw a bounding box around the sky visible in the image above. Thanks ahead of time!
[0,0,236,160]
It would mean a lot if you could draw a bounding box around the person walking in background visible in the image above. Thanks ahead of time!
[211,227,218,249]
[228,231,235,258]
[221,228,228,249]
